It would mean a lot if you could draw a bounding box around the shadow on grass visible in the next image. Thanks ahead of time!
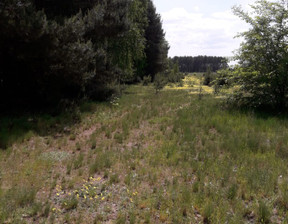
[0,101,101,150]
[0,112,79,149]
[224,102,288,121]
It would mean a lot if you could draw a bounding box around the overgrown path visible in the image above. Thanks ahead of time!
[1,82,288,223]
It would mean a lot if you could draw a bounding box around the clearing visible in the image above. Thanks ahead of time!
[0,75,288,223]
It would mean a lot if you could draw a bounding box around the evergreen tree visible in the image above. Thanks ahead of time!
[0,0,169,111]
[144,0,169,80]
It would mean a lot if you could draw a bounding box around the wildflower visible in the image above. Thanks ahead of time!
[90,197,93,200]
[130,198,133,203]
[56,193,60,196]
[84,195,87,199]
[64,202,67,206]
[52,208,56,212]
[102,197,105,200]
[95,195,98,199]
[68,193,71,196]
[76,194,79,198]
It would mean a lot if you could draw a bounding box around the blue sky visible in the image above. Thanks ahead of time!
[153,0,258,57]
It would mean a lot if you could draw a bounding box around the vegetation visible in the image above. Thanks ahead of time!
[0,0,168,111]
[1,0,288,223]
[230,0,288,110]
[172,56,228,73]
[1,76,288,223]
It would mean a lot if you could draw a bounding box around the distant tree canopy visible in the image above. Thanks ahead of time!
[230,0,288,111]
[172,56,228,73]
[0,0,168,111]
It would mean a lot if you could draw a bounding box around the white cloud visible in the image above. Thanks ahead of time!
[161,7,251,57]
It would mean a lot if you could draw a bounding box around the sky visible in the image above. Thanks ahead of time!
[152,0,258,57]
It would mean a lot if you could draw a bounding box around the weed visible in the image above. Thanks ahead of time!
[227,183,238,200]
[91,140,96,149]
[89,151,112,175]
[43,202,50,217]
[76,142,81,151]
[69,134,76,141]
[109,173,120,185]
[129,210,136,224]
[66,162,72,175]
[258,201,271,223]
[114,132,123,144]
[116,213,126,224]
[61,196,78,211]
[73,153,84,169]
[203,201,214,223]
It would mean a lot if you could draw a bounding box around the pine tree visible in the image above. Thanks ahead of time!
[144,0,169,80]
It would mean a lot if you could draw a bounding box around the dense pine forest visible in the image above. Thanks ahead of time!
[0,0,169,111]
[172,56,228,73]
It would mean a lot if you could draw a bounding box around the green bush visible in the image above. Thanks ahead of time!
[142,76,152,86]
[154,73,167,94]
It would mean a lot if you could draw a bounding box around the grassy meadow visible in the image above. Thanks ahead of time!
[1,74,288,223]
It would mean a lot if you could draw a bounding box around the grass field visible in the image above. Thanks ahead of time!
[1,75,288,223]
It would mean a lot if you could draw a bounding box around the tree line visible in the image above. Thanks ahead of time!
[0,0,169,111]
[171,56,228,73]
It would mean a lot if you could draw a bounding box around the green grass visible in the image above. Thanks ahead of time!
[1,79,288,223]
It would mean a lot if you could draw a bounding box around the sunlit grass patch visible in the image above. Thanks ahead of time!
[40,151,70,162]
[165,74,214,94]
